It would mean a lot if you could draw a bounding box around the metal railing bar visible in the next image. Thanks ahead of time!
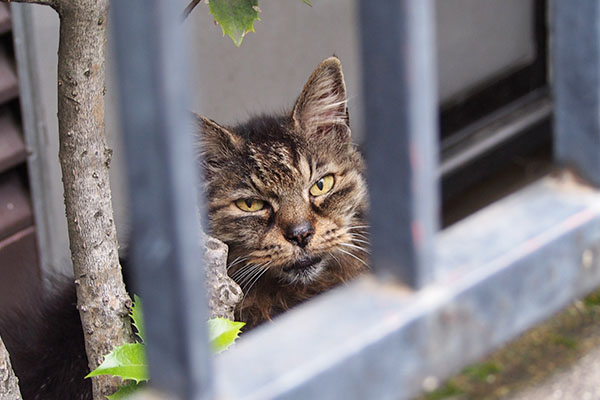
[214,171,600,400]
[111,1,211,398]
[552,0,600,187]
[10,4,59,284]
[360,0,440,287]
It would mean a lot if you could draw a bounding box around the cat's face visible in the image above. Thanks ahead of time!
[198,57,368,290]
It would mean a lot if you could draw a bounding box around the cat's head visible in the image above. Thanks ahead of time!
[197,57,368,289]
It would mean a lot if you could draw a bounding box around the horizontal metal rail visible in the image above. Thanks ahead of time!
[214,172,600,400]
[439,91,552,177]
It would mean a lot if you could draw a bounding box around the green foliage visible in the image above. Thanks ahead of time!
[207,0,312,46]
[424,382,464,400]
[87,296,245,397]
[584,291,600,307]
[207,317,245,353]
[209,0,260,47]
[86,343,149,383]
[550,333,577,349]
[107,382,145,400]
[130,294,145,342]
[462,361,502,381]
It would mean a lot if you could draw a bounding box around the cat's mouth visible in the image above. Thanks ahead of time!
[283,256,322,273]
[280,256,325,284]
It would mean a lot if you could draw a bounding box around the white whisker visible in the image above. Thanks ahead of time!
[243,263,270,293]
[241,266,265,292]
[348,231,369,239]
[348,237,370,246]
[347,225,370,230]
[340,242,371,254]
[239,263,271,317]
[328,251,342,268]
[231,264,259,283]
[227,256,248,270]
[338,248,369,268]
[240,261,272,291]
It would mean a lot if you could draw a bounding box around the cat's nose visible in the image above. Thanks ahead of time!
[284,221,314,248]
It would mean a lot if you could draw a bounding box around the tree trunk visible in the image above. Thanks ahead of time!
[55,1,134,398]
[0,0,133,397]
[0,336,22,400]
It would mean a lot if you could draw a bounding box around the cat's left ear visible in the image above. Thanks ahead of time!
[292,57,350,137]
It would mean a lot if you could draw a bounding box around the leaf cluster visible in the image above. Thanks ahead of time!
[87,296,245,399]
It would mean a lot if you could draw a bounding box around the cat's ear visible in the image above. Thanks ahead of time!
[195,114,242,160]
[292,57,349,136]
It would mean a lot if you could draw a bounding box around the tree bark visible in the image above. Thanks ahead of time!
[2,0,134,398]
[0,336,22,400]
[55,1,134,398]
[4,1,240,398]
[204,235,242,320]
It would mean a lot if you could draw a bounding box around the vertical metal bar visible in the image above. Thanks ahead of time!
[359,0,440,287]
[553,0,600,187]
[111,1,211,399]
[11,4,57,283]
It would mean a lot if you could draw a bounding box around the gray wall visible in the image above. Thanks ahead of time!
[19,0,536,275]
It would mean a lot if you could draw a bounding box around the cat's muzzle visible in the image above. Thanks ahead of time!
[283,256,322,273]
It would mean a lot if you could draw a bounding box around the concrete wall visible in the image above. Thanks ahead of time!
[437,0,535,102]
[20,0,536,274]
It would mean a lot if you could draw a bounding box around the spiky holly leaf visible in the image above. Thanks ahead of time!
[208,317,245,353]
[130,295,145,342]
[107,382,145,400]
[209,0,260,47]
[86,343,148,383]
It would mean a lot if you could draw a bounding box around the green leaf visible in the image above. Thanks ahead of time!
[131,295,145,342]
[208,317,245,353]
[302,0,312,6]
[209,0,260,47]
[107,382,145,400]
[86,343,149,383]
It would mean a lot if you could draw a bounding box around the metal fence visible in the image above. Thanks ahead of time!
[111,0,600,399]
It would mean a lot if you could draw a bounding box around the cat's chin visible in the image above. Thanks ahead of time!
[279,256,326,285]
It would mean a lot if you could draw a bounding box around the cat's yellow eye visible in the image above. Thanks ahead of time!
[235,198,265,212]
[310,174,335,197]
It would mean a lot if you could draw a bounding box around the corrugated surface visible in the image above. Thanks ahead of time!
[0,173,32,242]
[0,46,18,105]
[0,112,26,173]
[0,227,41,314]
[0,5,11,35]
[0,7,41,311]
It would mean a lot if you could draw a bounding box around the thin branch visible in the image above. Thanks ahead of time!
[183,0,202,20]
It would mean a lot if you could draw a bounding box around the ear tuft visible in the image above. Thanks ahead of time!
[195,114,241,163]
[292,57,349,133]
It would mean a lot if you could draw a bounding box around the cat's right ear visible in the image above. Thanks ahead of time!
[195,114,242,159]
[292,57,350,138]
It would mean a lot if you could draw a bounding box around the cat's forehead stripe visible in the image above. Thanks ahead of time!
[248,142,301,185]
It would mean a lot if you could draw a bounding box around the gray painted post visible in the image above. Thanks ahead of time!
[111,0,211,398]
[553,0,600,187]
[359,0,440,287]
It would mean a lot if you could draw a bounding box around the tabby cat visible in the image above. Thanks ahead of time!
[199,56,370,328]
[0,56,369,399]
